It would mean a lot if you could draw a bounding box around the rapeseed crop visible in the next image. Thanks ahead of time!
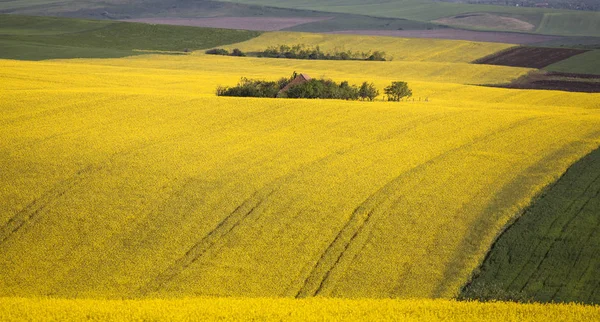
[0,46,599,301]
[218,31,515,63]
[0,297,598,321]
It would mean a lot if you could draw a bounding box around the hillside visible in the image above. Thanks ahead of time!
[218,0,600,37]
[2,39,600,299]
[0,0,444,34]
[0,14,261,60]
[3,0,600,40]
[217,31,514,63]
[461,148,600,304]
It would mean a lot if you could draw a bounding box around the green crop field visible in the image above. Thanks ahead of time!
[535,12,600,37]
[285,15,442,33]
[461,148,600,304]
[545,50,600,74]
[0,15,261,60]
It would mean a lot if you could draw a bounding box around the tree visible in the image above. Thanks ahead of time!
[384,81,412,102]
[359,82,379,101]
[367,51,386,61]
[231,48,246,57]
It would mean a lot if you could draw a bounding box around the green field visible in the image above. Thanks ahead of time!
[218,0,600,37]
[461,147,600,304]
[535,12,600,37]
[285,15,442,33]
[545,50,600,74]
[0,15,261,60]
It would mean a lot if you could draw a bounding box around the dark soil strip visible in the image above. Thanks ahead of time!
[506,80,600,92]
[473,47,589,68]
[484,71,600,93]
[460,147,600,304]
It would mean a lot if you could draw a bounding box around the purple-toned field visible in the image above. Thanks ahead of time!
[328,29,562,44]
[124,17,332,31]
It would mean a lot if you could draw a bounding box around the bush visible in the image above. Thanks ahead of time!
[205,48,229,55]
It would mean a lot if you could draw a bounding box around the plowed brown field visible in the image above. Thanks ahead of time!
[473,47,588,68]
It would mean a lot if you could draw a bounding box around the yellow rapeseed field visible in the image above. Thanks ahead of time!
[1,38,599,304]
[219,31,515,63]
[0,297,598,321]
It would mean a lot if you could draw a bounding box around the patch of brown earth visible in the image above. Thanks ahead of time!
[435,13,535,32]
[328,30,561,45]
[487,71,600,93]
[123,17,332,31]
[473,46,589,68]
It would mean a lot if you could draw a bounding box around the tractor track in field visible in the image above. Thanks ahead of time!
[139,186,277,294]
[0,139,167,248]
[145,111,468,296]
[295,116,540,298]
[0,165,102,247]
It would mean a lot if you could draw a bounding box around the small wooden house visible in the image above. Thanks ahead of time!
[277,73,311,97]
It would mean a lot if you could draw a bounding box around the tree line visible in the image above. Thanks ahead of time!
[216,73,412,101]
[205,48,246,57]
[206,44,388,61]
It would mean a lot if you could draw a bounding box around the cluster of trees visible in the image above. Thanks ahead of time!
[284,79,378,100]
[216,77,289,98]
[259,44,387,61]
[216,73,412,102]
[206,45,387,61]
[205,48,246,56]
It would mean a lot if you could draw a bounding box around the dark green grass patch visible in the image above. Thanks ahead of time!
[461,147,600,304]
[0,15,261,60]
[545,50,600,75]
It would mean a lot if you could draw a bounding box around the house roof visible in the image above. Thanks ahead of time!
[278,73,311,96]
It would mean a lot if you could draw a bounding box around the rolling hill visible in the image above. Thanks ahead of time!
[1,43,599,299]
[2,0,599,38]
[218,0,600,37]
[461,148,600,304]
[0,14,261,60]
[1,12,600,321]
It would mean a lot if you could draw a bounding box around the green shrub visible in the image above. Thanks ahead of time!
[205,48,229,55]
